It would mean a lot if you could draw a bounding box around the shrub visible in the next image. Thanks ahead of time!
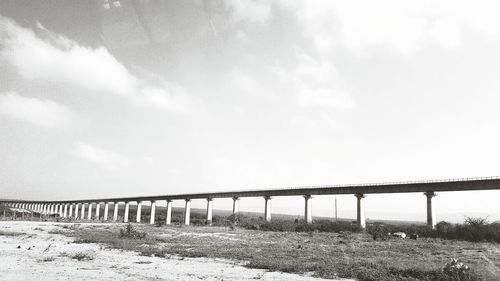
[70,251,96,261]
[367,225,388,240]
[119,224,147,239]
[442,259,475,281]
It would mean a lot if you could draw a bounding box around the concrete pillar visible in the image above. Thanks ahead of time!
[264,196,272,222]
[43,204,47,215]
[232,197,239,215]
[49,204,54,214]
[87,203,93,220]
[80,203,86,219]
[355,193,366,230]
[95,203,100,220]
[206,198,213,225]
[63,204,68,218]
[74,204,79,218]
[165,200,172,225]
[68,204,73,218]
[124,202,130,222]
[103,203,109,221]
[304,195,313,224]
[424,191,437,229]
[184,199,191,225]
[150,201,156,225]
[60,204,64,217]
[136,201,142,223]
[113,202,119,221]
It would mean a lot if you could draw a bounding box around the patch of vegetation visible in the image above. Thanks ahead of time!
[68,251,96,261]
[48,229,71,235]
[120,223,147,239]
[0,230,25,236]
[38,256,56,262]
[366,217,500,243]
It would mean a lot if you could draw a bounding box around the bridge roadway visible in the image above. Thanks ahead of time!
[2,177,500,229]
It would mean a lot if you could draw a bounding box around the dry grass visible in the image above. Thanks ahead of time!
[38,256,56,262]
[50,223,500,281]
[0,230,25,236]
[60,250,96,261]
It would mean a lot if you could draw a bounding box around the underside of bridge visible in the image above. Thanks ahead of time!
[2,177,499,229]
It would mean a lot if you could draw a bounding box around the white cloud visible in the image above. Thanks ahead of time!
[293,0,500,56]
[0,16,190,112]
[73,142,129,170]
[274,48,355,110]
[224,0,272,24]
[0,92,72,128]
[226,68,268,97]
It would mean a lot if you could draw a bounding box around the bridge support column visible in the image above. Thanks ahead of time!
[136,202,142,223]
[184,199,191,225]
[95,203,100,220]
[206,198,213,225]
[68,204,73,218]
[424,191,437,229]
[304,195,312,224]
[232,197,239,215]
[113,202,119,221]
[355,193,366,230]
[87,203,93,220]
[124,202,130,223]
[49,204,54,215]
[63,204,67,218]
[74,204,79,218]
[165,200,172,225]
[150,201,156,225]
[103,203,109,221]
[81,203,86,219]
[264,196,272,222]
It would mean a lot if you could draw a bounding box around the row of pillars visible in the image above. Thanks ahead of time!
[3,192,438,228]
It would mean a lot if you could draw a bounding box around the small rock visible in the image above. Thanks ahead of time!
[17,245,21,249]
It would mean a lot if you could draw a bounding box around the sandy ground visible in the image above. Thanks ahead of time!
[0,221,340,281]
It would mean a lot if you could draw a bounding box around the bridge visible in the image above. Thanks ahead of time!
[2,177,500,229]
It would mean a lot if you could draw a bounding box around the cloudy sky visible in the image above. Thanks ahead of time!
[1,0,500,222]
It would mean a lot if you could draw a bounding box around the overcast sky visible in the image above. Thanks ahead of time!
[1,0,500,222]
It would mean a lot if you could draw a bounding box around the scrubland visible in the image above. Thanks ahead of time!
[53,221,499,281]
[2,204,500,280]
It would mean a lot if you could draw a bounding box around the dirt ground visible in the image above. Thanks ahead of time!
[0,221,342,281]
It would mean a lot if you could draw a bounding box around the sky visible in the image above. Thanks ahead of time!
[1,0,500,223]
